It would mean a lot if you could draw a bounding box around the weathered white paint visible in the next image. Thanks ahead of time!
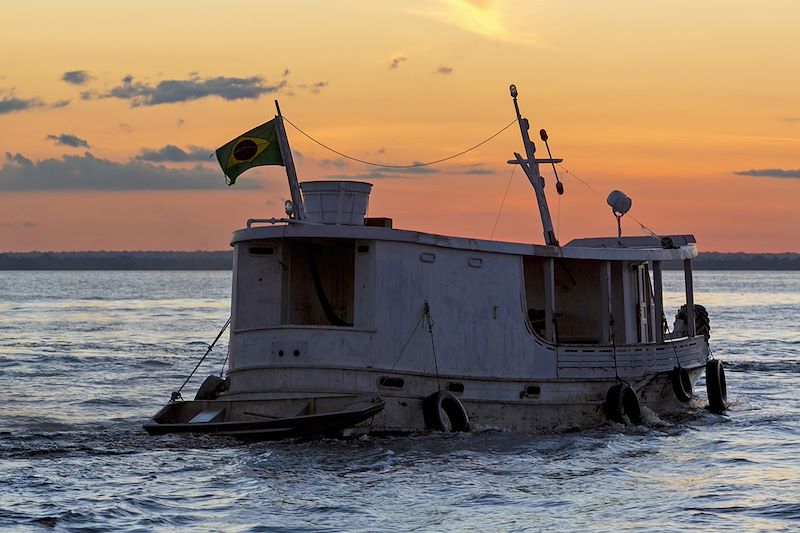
[223,221,707,433]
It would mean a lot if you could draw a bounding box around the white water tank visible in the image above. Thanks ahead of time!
[300,181,373,225]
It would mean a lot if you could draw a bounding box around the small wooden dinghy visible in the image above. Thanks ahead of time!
[143,395,384,440]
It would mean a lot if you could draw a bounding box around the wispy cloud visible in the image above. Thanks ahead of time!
[46,133,90,148]
[100,74,287,106]
[406,0,543,46]
[435,65,454,75]
[325,161,440,181]
[735,168,800,179]
[783,116,800,123]
[62,70,92,85]
[319,158,348,169]
[0,152,261,190]
[460,164,494,175]
[135,145,212,162]
[0,95,44,115]
[389,56,408,69]
[297,81,329,94]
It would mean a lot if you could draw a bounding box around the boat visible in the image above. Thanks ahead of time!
[144,85,728,439]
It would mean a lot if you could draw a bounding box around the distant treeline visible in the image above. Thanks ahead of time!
[0,251,799,270]
[0,251,232,270]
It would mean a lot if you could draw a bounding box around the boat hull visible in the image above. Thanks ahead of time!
[143,396,384,440]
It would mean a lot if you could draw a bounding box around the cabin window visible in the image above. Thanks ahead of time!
[378,376,405,389]
[446,382,464,394]
[249,246,274,255]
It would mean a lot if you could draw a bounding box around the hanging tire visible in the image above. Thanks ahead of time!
[671,366,693,402]
[605,383,643,425]
[706,359,728,413]
[676,304,711,342]
[195,375,227,400]
[423,390,470,432]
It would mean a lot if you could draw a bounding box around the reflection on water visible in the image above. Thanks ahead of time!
[0,270,798,531]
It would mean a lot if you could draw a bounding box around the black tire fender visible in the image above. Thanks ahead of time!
[605,383,643,425]
[671,366,693,403]
[423,390,470,432]
[706,359,728,413]
[194,375,228,401]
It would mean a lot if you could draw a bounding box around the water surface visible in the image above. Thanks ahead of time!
[0,271,798,531]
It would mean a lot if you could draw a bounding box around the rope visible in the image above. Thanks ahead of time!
[283,115,518,168]
[171,316,232,402]
[424,302,442,391]
[390,310,425,370]
[610,314,620,382]
[490,165,516,239]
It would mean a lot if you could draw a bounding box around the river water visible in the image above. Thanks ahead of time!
[0,271,797,531]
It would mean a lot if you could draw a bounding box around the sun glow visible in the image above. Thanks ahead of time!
[407,0,542,46]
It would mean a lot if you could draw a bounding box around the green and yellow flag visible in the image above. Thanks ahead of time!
[215,118,284,185]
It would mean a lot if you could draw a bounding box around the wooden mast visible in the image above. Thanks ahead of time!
[274,100,305,220]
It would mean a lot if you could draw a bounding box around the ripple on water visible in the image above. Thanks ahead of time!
[0,270,799,531]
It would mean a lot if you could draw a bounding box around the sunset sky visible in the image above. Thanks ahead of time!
[1,0,798,252]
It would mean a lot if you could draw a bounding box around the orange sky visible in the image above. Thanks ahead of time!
[1,0,799,252]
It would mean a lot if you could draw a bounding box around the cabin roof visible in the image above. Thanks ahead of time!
[231,223,697,261]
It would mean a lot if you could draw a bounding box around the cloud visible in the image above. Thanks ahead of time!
[51,99,71,109]
[62,70,91,85]
[436,65,454,75]
[389,56,408,69]
[406,1,542,46]
[461,165,494,175]
[319,158,348,169]
[282,69,291,77]
[135,145,212,162]
[783,116,800,122]
[0,221,38,228]
[325,162,440,181]
[0,152,261,190]
[0,96,44,115]
[734,168,800,179]
[101,74,287,106]
[46,133,90,148]
[309,81,328,94]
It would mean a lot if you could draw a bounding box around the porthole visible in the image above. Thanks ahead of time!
[378,376,405,389]
[446,382,465,394]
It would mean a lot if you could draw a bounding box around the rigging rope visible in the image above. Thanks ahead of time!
[171,316,231,402]
[558,165,661,239]
[490,165,516,239]
[283,115,518,169]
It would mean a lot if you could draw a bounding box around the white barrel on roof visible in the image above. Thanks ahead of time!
[300,180,373,225]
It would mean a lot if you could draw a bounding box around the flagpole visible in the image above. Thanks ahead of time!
[274,100,305,220]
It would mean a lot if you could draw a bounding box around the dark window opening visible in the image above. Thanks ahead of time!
[285,240,355,327]
[446,382,464,394]
[249,246,275,255]
[378,376,405,389]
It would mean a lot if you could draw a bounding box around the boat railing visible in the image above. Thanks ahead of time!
[246,218,317,228]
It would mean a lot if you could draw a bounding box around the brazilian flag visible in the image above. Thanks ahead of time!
[216,118,284,185]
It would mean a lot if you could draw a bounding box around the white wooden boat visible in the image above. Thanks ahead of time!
[145,85,728,439]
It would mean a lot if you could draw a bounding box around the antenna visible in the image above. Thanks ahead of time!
[507,84,561,246]
[539,129,564,195]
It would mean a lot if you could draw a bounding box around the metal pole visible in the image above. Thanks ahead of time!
[684,259,696,337]
[274,101,305,220]
[653,261,665,343]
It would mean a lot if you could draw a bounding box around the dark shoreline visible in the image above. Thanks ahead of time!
[1,251,799,270]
